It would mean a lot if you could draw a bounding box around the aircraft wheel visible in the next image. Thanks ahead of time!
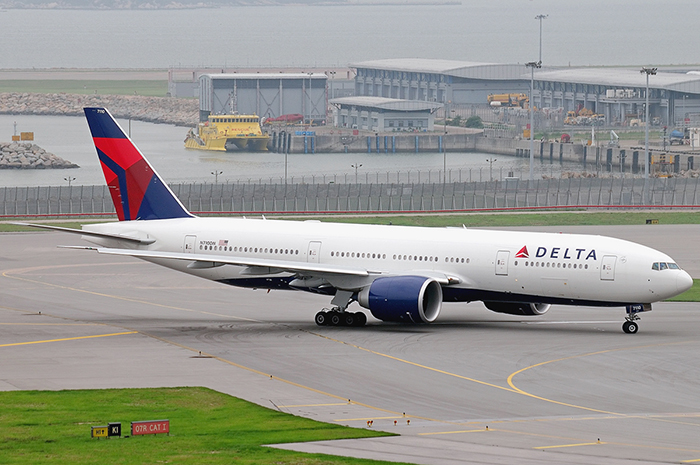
[343,313,355,327]
[315,311,328,326]
[623,321,638,334]
[330,312,341,326]
[353,312,367,327]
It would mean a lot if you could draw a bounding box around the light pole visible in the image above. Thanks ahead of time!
[443,101,450,183]
[641,67,657,204]
[328,70,336,99]
[305,72,313,125]
[328,70,336,123]
[526,61,541,182]
[64,176,76,187]
[535,14,548,64]
[682,94,687,127]
[486,157,497,182]
[211,170,223,183]
[351,163,362,183]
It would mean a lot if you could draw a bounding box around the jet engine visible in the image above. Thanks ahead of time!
[483,301,551,316]
[357,276,442,323]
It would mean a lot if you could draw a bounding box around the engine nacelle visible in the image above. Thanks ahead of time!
[357,276,442,324]
[483,301,551,316]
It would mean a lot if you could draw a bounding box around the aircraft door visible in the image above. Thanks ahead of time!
[601,255,616,281]
[495,250,510,276]
[307,241,322,263]
[184,235,197,253]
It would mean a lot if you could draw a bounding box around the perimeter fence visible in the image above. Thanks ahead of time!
[2,177,700,217]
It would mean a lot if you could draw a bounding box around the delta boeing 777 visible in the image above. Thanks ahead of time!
[19,108,693,334]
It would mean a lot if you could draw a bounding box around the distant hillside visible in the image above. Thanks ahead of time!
[0,0,347,8]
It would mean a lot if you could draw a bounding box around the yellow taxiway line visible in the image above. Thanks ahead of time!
[0,331,137,347]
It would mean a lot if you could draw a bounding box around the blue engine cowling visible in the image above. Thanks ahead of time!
[357,276,443,323]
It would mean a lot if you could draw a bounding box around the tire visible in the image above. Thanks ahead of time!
[353,312,367,327]
[330,312,341,326]
[623,321,638,334]
[343,313,355,326]
[315,311,328,326]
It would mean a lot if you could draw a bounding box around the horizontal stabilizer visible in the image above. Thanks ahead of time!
[13,223,156,245]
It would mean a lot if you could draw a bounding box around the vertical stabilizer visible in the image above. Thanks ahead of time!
[84,107,192,221]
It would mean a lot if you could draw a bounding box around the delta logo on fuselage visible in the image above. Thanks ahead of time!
[515,245,597,261]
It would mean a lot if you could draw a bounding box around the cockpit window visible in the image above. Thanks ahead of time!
[652,262,681,271]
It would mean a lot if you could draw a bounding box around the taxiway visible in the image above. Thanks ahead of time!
[2,225,699,464]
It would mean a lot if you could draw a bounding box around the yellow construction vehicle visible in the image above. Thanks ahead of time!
[487,93,529,108]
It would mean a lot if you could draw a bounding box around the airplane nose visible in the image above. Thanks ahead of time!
[677,271,694,294]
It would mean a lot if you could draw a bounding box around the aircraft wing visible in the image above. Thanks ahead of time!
[62,246,460,285]
[64,246,370,277]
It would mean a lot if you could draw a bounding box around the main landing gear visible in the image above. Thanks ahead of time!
[314,289,367,327]
[315,310,367,327]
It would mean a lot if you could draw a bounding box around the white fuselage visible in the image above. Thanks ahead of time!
[83,217,692,307]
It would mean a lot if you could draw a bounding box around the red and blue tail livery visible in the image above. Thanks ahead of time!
[84,107,192,221]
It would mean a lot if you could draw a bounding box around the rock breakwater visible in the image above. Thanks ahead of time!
[0,142,78,169]
[0,93,199,127]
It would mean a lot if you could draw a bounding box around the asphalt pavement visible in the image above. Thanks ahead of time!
[2,225,699,465]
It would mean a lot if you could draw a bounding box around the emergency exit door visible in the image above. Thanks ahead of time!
[184,235,196,253]
[307,241,322,263]
[496,250,510,276]
[600,255,616,281]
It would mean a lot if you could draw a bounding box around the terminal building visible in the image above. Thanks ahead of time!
[351,58,700,127]
[330,96,443,132]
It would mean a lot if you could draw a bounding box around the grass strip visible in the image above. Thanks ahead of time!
[666,279,700,301]
[4,211,700,232]
[0,387,401,465]
[316,211,700,228]
[0,80,168,96]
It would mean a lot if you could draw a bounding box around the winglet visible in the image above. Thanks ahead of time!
[84,107,193,221]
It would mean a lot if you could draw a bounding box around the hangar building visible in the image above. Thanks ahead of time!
[351,58,700,127]
[198,73,328,123]
[352,59,530,105]
[532,68,700,126]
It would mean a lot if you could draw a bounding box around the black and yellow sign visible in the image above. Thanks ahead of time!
[91,426,108,438]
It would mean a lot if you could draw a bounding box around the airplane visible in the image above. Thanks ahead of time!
[18,107,693,334]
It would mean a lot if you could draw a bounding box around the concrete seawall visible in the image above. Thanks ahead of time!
[272,130,699,176]
[270,131,483,154]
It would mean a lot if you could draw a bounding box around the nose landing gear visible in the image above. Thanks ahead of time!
[622,316,639,334]
[623,304,650,334]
